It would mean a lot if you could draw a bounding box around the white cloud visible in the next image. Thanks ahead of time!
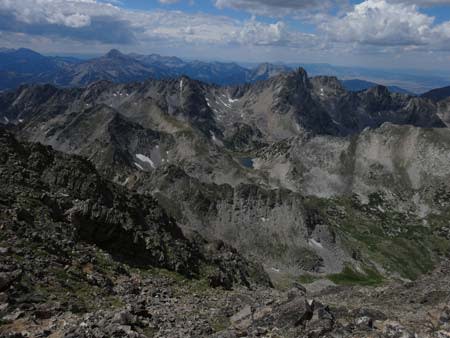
[322,0,450,49]
[214,0,342,17]
[233,18,317,47]
[389,0,450,5]
[1,0,450,66]
[0,0,96,28]
[0,0,317,48]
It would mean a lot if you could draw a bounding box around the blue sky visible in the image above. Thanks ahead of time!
[1,0,450,70]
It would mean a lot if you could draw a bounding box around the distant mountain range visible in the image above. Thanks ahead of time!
[421,85,450,101]
[1,48,449,94]
[0,48,289,90]
[341,79,414,95]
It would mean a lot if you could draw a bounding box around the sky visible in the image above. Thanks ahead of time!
[1,0,450,70]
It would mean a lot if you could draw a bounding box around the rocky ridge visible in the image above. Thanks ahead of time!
[1,67,450,337]
[1,69,450,278]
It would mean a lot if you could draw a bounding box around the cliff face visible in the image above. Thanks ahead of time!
[0,127,270,287]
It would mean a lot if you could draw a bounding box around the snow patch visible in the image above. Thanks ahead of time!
[309,238,324,249]
[3,117,9,123]
[228,97,239,103]
[134,162,144,171]
[180,79,184,92]
[217,97,232,109]
[136,154,155,169]
[271,267,280,273]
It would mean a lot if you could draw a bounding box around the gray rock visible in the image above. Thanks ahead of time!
[355,316,374,329]
[0,270,21,292]
[113,310,138,326]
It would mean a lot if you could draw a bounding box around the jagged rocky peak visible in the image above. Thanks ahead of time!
[310,75,344,90]
[366,84,391,97]
[177,75,195,91]
[288,67,310,88]
[254,67,311,99]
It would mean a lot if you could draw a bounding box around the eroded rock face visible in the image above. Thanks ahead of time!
[1,71,449,279]
[0,127,269,285]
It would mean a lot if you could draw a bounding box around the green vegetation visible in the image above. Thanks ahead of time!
[297,274,320,284]
[304,192,450,281]
[142,327,158,338]
[209,315,230,333]
[328,266,384,286]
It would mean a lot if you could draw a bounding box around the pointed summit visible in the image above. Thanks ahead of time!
[367,84,390,97]
[282,67,310,90]
[105,49,125,59]
[296,67,308,82]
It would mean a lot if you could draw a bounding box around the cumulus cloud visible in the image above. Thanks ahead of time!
[2,0,450,64]
[0,0,95,28]
[0,0,315,48]
[0,0,136,43]
[322,0,450,49]
[233,18,317,47]
[214,0,343,16]
[389,0,450,5]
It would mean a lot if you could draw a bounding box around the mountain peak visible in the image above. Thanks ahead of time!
[13,48,44,58]
[291,67,309,87]
[105,49,125,59]
[367,84,390,97]
[296,67,308,78]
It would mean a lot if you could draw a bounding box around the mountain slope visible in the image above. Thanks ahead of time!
[0,68,446,172]
[0,126,270,285]
[422,85,450,101]
[1,70,449,280]
[342,79,413,95]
